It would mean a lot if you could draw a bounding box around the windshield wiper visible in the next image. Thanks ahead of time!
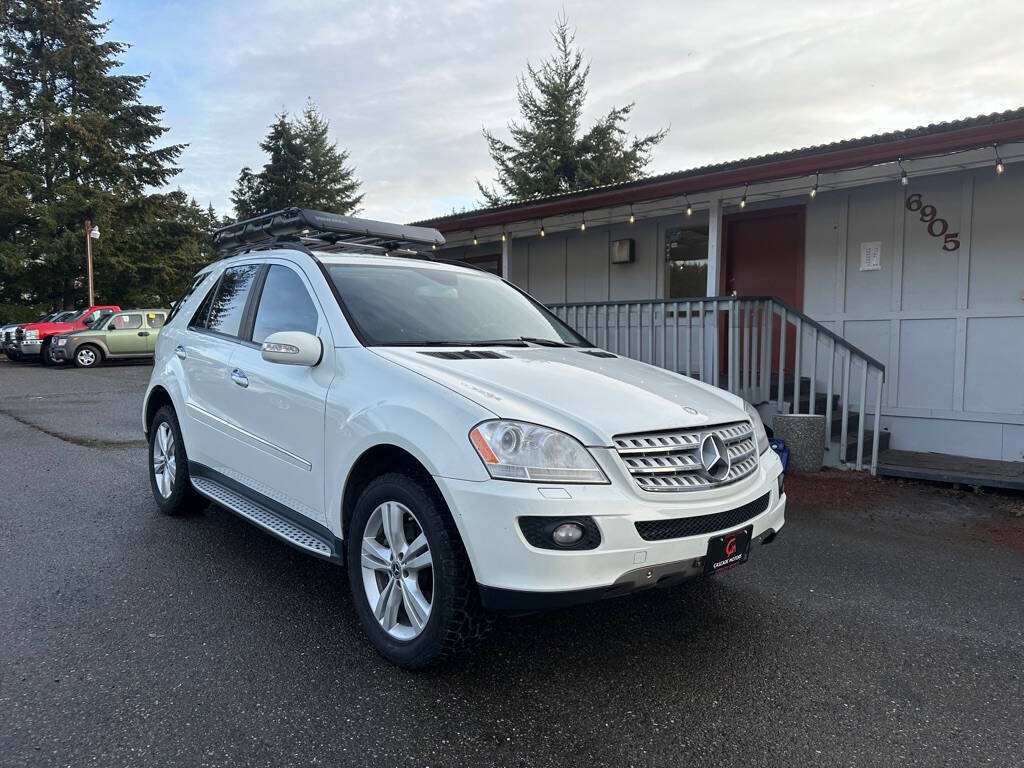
[517,336,571,347]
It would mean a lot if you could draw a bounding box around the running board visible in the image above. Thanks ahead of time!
[191,475,339,562]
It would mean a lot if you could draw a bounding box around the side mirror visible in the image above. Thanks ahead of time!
[260,331,322,367]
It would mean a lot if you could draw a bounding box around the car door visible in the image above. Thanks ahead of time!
[105,312,146,355]
[143,311,166,353]
[178,263,263,473]
[219,261,333,525]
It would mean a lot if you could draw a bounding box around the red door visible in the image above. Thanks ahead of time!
[721,206,805,374]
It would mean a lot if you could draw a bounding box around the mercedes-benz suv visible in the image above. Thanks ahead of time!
[143,208,786,669]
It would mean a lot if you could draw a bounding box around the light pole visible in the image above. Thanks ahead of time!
[85,220,100,306]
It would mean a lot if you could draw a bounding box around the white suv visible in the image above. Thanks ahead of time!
[143,208,786,668]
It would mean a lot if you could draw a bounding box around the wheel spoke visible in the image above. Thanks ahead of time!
[400,577,430,632]
[373,579,394,621]
[404,534,432,571]
[383,580,403,630]
[360,538,390,572]
[380,502,405,553]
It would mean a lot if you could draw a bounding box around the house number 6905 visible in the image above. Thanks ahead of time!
[905,193,960,251]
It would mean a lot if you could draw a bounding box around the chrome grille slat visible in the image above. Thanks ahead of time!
[614,420,759,492]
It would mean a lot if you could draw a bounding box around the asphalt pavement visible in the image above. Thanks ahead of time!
[1,359,1022,767]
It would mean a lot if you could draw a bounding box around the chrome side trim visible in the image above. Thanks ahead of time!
[186,402,312,471]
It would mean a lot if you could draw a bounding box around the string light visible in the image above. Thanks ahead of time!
[629,204,634,225]
[431,244,436,250]
[739,184,747,209]
[540,221,545,237]
[809,172,819,199]
[501,231,507,242]
[898,158,909,186]
[580,214,586,232]
[685,194,692,217]
[472,232,478,246]
[994,144,1005,174]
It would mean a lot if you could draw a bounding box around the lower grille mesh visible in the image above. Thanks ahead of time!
[634,492,771,541]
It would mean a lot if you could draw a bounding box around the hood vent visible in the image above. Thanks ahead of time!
[581,350,617,359]
[418,350,510,360]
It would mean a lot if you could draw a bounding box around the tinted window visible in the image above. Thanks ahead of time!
[327,264,588,347]
[199,264,260,338]
[167,272,211,325]
[112,313,143,330]
[251,266,319,344]
[147,313,166,328]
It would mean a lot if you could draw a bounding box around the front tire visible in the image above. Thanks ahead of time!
[347,473,488,669]
[148,405,206,516]
[40,339,60,366]
[73,344,102,368]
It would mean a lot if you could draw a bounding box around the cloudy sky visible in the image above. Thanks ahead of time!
[100,0,1024,222]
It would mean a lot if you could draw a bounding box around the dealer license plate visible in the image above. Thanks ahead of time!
[704,525,753,575]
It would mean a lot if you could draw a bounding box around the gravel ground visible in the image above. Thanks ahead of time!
[1,359,1022,767]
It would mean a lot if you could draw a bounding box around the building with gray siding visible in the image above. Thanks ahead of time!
[415,109,1024,484]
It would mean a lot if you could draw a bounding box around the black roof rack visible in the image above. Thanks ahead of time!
[212,207,446,256]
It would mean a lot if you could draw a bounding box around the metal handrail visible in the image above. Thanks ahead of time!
[549,296,887,474]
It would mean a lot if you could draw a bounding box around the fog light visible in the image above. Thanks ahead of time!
[777,473,785,497]
[552,522,584,547]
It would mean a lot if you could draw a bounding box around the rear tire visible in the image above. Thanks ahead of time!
[73,344,102,368]
[347,473,489,669]
[148,405,207,516]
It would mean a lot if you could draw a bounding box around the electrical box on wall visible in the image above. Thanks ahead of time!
[611,238,635,264]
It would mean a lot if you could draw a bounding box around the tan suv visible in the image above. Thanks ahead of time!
[53,309,168,368]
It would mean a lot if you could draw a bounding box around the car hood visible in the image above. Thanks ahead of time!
[19,321,76,334]
[372,347,747,446]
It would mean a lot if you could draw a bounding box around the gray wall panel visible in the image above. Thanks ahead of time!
[897,318,956,409]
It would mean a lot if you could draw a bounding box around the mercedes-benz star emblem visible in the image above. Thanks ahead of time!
[699,433,731,480]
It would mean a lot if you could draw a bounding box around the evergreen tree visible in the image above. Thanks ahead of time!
[230,103,363,219]
[0,0,185,309]
[477,15,667,206]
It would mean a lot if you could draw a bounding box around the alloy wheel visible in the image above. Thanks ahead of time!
[76,348,96,367]
[360,501,434,640]
[152,422,176,498]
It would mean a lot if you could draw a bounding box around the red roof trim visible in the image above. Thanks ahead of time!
[421,112,1024,233]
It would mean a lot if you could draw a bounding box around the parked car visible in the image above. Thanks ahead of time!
[2,311,77,361]
[16,305,120,365]
[51,308,168,368]
[142,208,785,669]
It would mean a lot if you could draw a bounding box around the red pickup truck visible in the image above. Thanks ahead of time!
[16,305,120,366]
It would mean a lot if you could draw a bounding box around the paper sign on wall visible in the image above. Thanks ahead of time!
[860,241,881,271]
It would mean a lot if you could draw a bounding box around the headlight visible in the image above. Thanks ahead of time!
[469,420,608,484]
[744,402,770,455]
[56,337,67,346]
[24,329,39,340]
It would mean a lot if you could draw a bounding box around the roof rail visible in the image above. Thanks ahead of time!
[212,207,446,256]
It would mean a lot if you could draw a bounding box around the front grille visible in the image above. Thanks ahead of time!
[614,420,759,492]
[15,328,24,341]
[635,492,771,541]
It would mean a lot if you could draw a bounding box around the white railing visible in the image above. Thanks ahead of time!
[549,296,886,474]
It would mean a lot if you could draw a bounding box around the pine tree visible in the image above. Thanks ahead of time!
[297,100,363,214]
[0,0,185,308]
[230,103,362,219]
[477,15,667,206]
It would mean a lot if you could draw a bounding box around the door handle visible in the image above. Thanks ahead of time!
[231,369,249,388]
[137,331,150,337]
[175,345,186,360]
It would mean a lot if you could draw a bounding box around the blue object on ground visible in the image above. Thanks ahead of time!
[770,438,789,471]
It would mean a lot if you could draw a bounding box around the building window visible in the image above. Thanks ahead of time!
[665,226,709,298]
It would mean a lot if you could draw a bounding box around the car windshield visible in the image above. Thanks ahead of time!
[89,314,114,330]
[53,311,77,322]
[327,263,589,347]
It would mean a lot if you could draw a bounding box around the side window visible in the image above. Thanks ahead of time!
[251,265,319,344]
[147,313,166,329]
[167,272,210,325]
[195,264,260,338]
[112,313,143,330]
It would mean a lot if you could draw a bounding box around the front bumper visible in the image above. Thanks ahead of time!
[437,447,786,612]
[50,345,68,362]
[17,340,42,355]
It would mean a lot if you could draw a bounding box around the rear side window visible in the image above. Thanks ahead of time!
[147,313,166,328]
[193,264,261,338]
[167,272,211,325]
[251,265,319,344]
[111,313,143,330]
